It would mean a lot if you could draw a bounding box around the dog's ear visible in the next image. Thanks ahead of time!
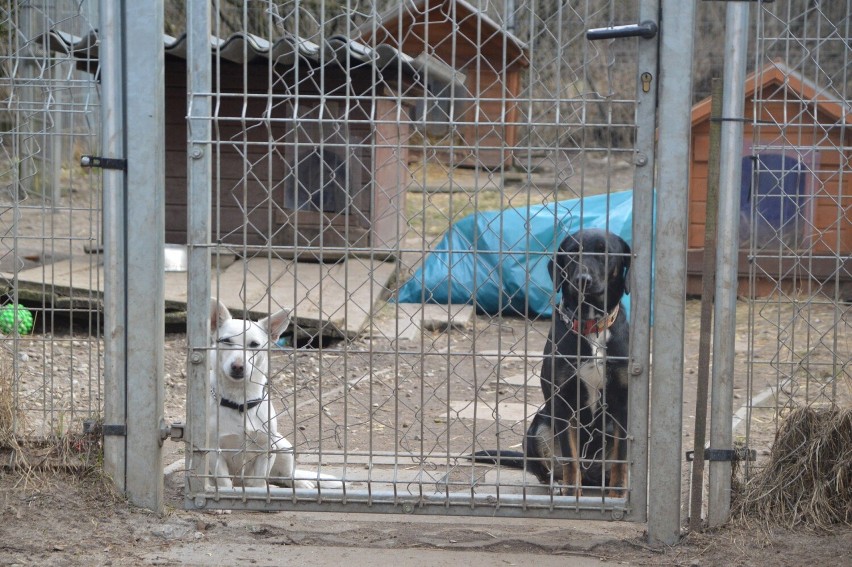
[547,257,556,284]
[261,308,292,343]
[210,298,232,332]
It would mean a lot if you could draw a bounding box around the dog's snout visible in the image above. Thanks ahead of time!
[573,272,593,292]
[229,360,245,379]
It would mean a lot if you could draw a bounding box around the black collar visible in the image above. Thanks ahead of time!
[211,388,266,413]
[219,396,264,413]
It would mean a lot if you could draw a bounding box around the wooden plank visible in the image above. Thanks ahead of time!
[8,255,396,339]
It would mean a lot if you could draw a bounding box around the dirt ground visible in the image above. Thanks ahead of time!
[2,461,851,566]
[3,156,852,565]
[3,298,851,566]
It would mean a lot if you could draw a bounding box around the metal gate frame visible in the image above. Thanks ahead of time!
[169,0,689,540]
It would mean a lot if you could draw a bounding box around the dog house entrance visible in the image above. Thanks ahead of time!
[275,104,373,254]
[739,153,812,250]
[285,149,349,213]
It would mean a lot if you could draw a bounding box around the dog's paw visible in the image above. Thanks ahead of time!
[207,509,232,515]
[293,479,316,490]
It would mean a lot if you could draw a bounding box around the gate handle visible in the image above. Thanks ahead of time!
[586,21,658,41]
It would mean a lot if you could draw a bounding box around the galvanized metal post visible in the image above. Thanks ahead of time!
[122,0,165,512]
[708,2,750,528]
[648,0,696,546]
[185,0,212,504]
[100,0,126,495]
[627,0,661,524]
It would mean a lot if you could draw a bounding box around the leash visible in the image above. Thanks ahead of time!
[559,303,620,336]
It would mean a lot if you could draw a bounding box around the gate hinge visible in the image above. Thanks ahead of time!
[163,421,185,442]
[686,447,756,462]
[80,155,128,171]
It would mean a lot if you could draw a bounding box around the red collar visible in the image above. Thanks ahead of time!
[561,303,620,336]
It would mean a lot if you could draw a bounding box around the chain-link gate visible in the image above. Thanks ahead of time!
[181,0,659,519]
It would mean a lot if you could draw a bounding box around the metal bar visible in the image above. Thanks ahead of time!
[122,0,165,512]
[689,77,722,532]
[185,0,213,504]
[197,487,627,517]
[648,0,697,546]
[100,0,127,496]
[627,0,661,525]
[708,1,750,528]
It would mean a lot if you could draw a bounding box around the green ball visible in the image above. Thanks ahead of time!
[0,304,34,335]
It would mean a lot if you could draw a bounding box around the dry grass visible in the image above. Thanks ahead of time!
[1,343,103,485]
[0,343,18,448]
[733,406,852,530]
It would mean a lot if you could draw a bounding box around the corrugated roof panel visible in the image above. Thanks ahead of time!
[35,29,437,94]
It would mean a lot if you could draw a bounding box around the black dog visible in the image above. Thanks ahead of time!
[475,228,631,496]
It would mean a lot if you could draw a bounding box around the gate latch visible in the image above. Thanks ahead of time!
[587,21,658,41]
[80,155,128,171]
[686,447,756,462]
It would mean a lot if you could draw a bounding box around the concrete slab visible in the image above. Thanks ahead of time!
[450,400,536,422]
[10,254,397,339]
[211,256,396,338]
[368,302,475,342]
[499,373,535,387]
[143,541,623,566]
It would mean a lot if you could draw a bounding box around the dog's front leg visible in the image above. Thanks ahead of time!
[269,436,315,489]
[239,450,273,489]
[605,436,626,498]
[561,418,583,497]
[212,451,234,490]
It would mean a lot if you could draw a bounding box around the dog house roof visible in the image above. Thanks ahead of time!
[691,60,852,127]
[36,29,439,95]
[354,0,529,67]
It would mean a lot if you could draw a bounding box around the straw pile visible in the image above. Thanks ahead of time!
[0,347,16,447]
[733,406,852,529]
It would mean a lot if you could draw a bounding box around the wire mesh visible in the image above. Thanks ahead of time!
[737,1,852,473]
[184,0,648,516]
[0,2,102,442]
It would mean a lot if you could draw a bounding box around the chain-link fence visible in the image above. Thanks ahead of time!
[736,0,851,476]
[1,2,102,449]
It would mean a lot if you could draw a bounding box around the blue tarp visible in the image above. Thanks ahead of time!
[396,190,637,317]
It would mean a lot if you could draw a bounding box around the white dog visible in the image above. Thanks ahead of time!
[208,299,341,490]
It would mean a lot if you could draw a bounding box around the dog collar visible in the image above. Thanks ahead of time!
[561,303,620,336]
[220,397,264,413]
[211,387,265,413]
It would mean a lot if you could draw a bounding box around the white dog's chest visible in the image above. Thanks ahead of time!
[207,389,278,448]
[577,330,609,409]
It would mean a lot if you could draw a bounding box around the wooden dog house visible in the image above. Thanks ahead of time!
[687,61,852,297]
[162,33,428,255]
[43,30,431,256]
[355,0,530,169]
